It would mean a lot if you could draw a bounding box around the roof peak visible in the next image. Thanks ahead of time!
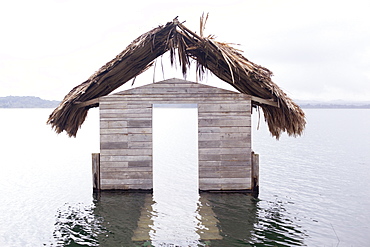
[155,78,193,84]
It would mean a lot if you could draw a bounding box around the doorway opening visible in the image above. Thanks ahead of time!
[152,103,199,193]
[152,104,199,243]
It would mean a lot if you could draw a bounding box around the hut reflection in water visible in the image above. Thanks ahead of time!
[52,192,306,246]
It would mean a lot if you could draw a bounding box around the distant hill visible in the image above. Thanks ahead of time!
[1,96,369,109]
[296,100,370,109]
[0,96,60,108]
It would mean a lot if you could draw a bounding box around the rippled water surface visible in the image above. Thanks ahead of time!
[0,108,369,246]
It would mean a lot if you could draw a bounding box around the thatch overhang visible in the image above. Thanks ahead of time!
[47,17,305,139]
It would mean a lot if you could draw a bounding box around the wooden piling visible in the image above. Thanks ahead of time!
[251,152,259,197]
[92,153,101,191]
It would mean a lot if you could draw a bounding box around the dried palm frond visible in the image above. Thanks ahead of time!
[47,18,305,139]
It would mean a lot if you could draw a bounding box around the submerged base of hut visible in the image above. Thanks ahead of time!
[92,152,259,196]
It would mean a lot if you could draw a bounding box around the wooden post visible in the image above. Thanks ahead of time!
[92,153,101,191]
[251,152,259,197]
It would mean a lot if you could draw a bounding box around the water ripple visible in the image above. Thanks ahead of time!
[50,203,106,247]
[249,199,308,246]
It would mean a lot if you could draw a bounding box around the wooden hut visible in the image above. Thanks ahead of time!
[48,17,306,194]
[96,78,256,191]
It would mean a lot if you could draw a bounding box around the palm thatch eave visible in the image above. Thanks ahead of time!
[47,18,305,139]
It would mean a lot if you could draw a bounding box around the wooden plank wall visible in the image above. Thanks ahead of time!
[99,78,252,191]
[100,101,153,190]
[198,102,251,190]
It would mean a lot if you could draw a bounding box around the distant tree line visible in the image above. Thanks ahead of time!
[1,96,369,109]
[0,96,60,108]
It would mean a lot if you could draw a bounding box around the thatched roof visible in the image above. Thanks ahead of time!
[47,17,305,139]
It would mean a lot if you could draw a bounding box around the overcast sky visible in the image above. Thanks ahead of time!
[1,0,370,101]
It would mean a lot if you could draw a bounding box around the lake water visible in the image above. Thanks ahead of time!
[0,108,369,246]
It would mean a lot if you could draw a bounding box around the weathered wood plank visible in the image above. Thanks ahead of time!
[198,132,250,141]
[200,184,251,191]
[200,182,251,190]
[203,160,251,168]
[128,133,152,142]
[221,160,252,166]
[100,166,151,172]
[100,108,152,115]
[198,132,221,141]
[199,140,251,148]
[150,82,207,87]
[101,148,152,156]
[199,178,249,184]
[145,83,216,88]
[128,160,152,167]
[198,116,250,122]
[198,127,251,137]
[100,120,127,128]
[100,142,128,149]
[219,126,251,133]
[128,141,152,149]
[99,103,152,109]
[199,165,251,172]
[200,165,251,172]
[200,171,251,179]
[100,155,152,162]
[199,184,221,191]
[251,95,278,107]
[100,128,152,134]
[101,179,153,185]
[120,93,248,101]
[100,161,129,168]
[221,183,251,190]
[198,140,221,148]
[127,128,152,134]
[102,95,251,101]
[101,113,151,119]
[198,161,221,168]
[198,112,250,117]
[199,153,249,161]
[199,147,250,155]
[99,134,153,146]
[199,167,251,178]
[222,140,251,148]
[100,128,128,134]
[198,127,220,133]
[198,119,251,127]
[198,153,221,161]
[220,154,249,161]
[101,171,152,180]
[198,103,250,112]
[100,134,128,142]
[101,99,249,106]
[128,120,152,128]
[101,183,153,190]
[199,154,249,162]
[100,117,128,121]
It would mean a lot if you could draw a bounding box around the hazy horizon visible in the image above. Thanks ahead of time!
[1,94,369,105]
